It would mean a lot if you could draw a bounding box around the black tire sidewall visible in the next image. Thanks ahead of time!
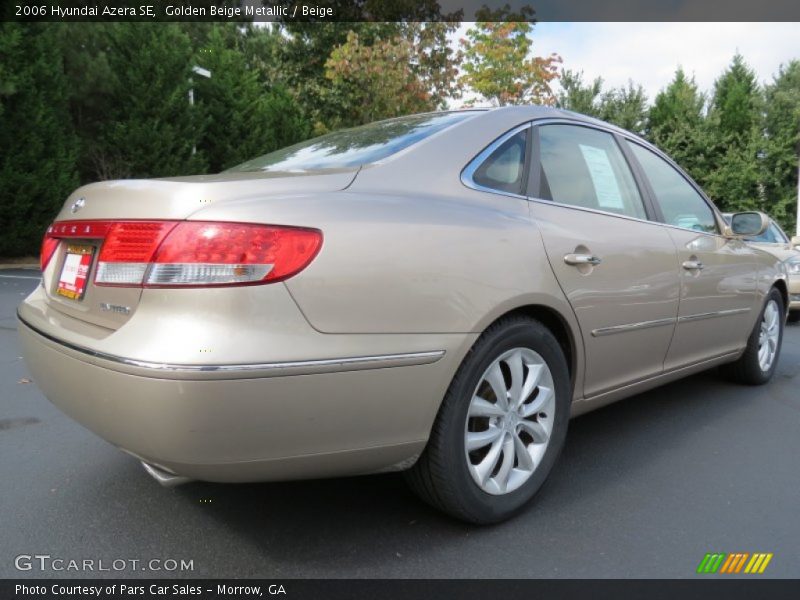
[439,319,571,523]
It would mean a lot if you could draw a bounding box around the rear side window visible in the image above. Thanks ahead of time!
[536,125,646,220]
[629,143,718,234]
[471,130,528,194]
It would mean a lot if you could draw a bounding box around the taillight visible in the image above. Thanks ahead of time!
[40,225,59,270]
[92,221,322,288]
[146,222,322,286]
[95,222,177,285]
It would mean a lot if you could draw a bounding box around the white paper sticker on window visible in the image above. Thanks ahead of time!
[578,144,624,210]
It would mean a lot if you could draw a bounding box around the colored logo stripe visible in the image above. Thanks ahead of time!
[697,553,773,574]
[744,553,773,574]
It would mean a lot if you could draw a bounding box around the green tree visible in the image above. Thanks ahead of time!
[763,60,800,233]
[460,18,561,106]
[323,27,459,129]
[62,23,205,181]
[557,69,602,117]
[0,24,79,256]
[703,54,765,212]
[194,25,309,171]
[646,68,708,182]
[598,81,648,135]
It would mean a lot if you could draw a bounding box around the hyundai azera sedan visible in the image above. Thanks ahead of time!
[18,106,788,523]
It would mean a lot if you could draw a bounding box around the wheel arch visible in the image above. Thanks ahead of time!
[479,303,580,395]
[773,278,788,311]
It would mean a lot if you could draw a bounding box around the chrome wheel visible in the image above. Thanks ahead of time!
[464,347,555,495]
[758,299,780,372]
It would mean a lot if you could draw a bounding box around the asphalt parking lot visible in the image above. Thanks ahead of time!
[1,267,799,579]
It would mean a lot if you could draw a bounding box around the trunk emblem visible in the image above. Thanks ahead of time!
[70,197,86,213]
[99,303,131,315]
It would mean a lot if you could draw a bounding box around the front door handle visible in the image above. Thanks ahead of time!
[682,260,704,271]
[564,253,602,266]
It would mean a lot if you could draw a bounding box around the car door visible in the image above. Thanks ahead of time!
[528,123,681,398]
[625,141,761,370]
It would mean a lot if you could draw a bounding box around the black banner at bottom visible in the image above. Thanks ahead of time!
[3,579,800,600]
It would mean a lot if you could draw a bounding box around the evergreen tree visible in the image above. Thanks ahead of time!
[557,69,602,117]
[62,23,205,181]
[703,54,765,212]
[194,25,309,172]
[646,68,708,184]
[598,81,648,135]
[763,61,800,233]
[0,24,79,257]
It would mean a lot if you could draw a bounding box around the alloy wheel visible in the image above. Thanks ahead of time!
[758,299,780,372]
[464,348,555,495]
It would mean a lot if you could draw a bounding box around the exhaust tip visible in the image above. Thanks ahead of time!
[141,461,193,488]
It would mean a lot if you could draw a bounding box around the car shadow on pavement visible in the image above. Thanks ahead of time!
[170,367,760,575]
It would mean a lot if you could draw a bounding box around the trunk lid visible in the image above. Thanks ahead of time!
[42,170,356,330]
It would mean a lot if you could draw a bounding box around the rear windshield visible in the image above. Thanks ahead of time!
[227,111,477,173]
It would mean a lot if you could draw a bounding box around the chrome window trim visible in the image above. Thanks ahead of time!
[591,318,677,337]
[17,312,445,375]
[460,123,532,200]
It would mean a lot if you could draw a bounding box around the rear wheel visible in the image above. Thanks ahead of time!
[787,311,800,324]
[404,316,570,524]
[722,288,784,385]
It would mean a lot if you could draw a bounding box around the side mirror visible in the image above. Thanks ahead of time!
[792,235,800,249]
[727,211,770,238]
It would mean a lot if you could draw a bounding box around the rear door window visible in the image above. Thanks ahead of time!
[535,125,647,220]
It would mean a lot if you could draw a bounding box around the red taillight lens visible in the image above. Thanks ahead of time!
[90,220,321,288]
[40,226,59,270]
[95,222,177,285]
[147,222,322,286]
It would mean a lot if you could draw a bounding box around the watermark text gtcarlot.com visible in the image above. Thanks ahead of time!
[14,554,194,572]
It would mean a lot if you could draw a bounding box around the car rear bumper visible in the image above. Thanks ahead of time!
[18,311,474,483]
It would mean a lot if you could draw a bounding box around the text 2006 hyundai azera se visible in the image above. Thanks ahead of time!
[18,106,788,523]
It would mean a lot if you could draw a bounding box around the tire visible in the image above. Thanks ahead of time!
[404,316,570,524]
[787,311,800,324]
[721,288,784,385]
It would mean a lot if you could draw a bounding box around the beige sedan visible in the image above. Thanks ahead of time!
[18,107,788,523]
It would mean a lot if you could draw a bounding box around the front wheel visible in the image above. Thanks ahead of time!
[404,316,570,524]
[722,288,784,385]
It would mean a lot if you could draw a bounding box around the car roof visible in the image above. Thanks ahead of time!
[445,105,649,147]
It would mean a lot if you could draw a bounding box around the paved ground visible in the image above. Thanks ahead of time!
[1,268,799,579]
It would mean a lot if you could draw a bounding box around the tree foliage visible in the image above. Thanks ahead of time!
[702,54,765,213]
[646,68,708,184]
[763,61,800,233]
[460,19,561,106]
[0,24,79,257]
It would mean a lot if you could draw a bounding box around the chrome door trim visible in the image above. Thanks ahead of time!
[677,308,751,323]
[17,312,445,375]
[591,317,677,337]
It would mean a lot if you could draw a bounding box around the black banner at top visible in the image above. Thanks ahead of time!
[4,0,800,23]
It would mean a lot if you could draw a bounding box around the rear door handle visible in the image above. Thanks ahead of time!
[682,260,704,271]
[564,253,602,266]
